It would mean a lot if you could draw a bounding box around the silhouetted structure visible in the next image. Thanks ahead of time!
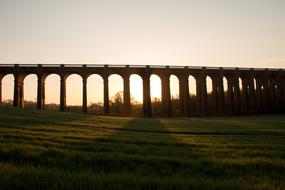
[0,64,284,117]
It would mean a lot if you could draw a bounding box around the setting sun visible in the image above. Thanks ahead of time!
[130,74,163,103]
[130,75,143,103]
[150,75,162,100]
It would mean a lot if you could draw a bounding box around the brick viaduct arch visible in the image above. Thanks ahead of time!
[0,64,284,117]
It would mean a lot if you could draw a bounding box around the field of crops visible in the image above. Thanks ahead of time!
[0,106,284,190]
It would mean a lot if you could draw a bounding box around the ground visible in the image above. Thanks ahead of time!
[0,106,284,190]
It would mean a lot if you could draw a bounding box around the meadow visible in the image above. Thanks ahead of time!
[0,106,284,190]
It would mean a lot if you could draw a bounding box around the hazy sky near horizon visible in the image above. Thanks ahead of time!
[1,0,285,67]
[1,0,285,105]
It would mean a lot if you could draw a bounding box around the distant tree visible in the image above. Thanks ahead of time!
[171,94,179,100]
[1,99,13,106]
[130,94,142,116]
[23,100,36,109]
[110,91,124,114]
[112,91,124,105]
[151,97,161,103]
[45,103,59,111]
[88,102,104,114]
[130,94,140,105]
[66,105,82,113]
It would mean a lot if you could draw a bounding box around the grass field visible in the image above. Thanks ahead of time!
[0,106,284,190]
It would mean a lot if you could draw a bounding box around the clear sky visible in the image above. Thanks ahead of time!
[1,0,285,105]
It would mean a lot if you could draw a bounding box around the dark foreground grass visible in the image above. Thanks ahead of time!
[0,106,284,190]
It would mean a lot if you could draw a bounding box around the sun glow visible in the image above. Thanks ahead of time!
[45,74,60,104]
[150,75,161,100]
[129,74,162,103]
[130,75,143,103]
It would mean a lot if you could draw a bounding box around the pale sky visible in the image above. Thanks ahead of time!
[1,0,285,105]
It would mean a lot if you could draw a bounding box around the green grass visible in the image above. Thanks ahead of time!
[0,106,284,190]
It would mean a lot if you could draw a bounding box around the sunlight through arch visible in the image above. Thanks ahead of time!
[108,74,123,99]
[1,74,14,105]
[130,74,143,104]
[66,74,82,111]
[108,74,124,114]
[23,74,37,109]
[239,77,243,91]
[170,75,179,100]
[170,75,180,115]
[188,75,197,114]
[188,75,196,97]
[150,74,162,115]
[223,77,228,92]
[87,74,103,113]
[130,74,143,115]
[223,76,230,112]
[45,74,60,110]
[206,76,213,114]
[150,74,161,101]
[206,76,213,94]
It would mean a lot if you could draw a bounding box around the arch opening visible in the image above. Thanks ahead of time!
[130,74,143,116]
[206,76,213,94]
[87,74,104,114]
[66,74,82,112]
[109,74,124,115]
[1,74,14,106]
[45,74,60,111]
[150,74,162,116]
[23,74,37,109]
[206,76,213,114]
[223,77,228,92]
[188,75,197,114]
[239,77,245,112]
[239,77,242,91]
[170,75,180,115]
[223,76,230,112]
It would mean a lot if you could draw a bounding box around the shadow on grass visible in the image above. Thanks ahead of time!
[1,106,284,189]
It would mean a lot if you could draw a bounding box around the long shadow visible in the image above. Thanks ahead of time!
[64,118,256,190]
[94,118,181,152]
[2,107,281,189]
[71,117,283,189]
[59,117,222,186]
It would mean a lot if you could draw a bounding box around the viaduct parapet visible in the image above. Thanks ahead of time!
[0,64,284,117]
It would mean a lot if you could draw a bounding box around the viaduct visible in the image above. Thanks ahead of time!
[0,64,284,117]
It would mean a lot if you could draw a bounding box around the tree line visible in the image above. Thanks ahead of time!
[1,91,236,116]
